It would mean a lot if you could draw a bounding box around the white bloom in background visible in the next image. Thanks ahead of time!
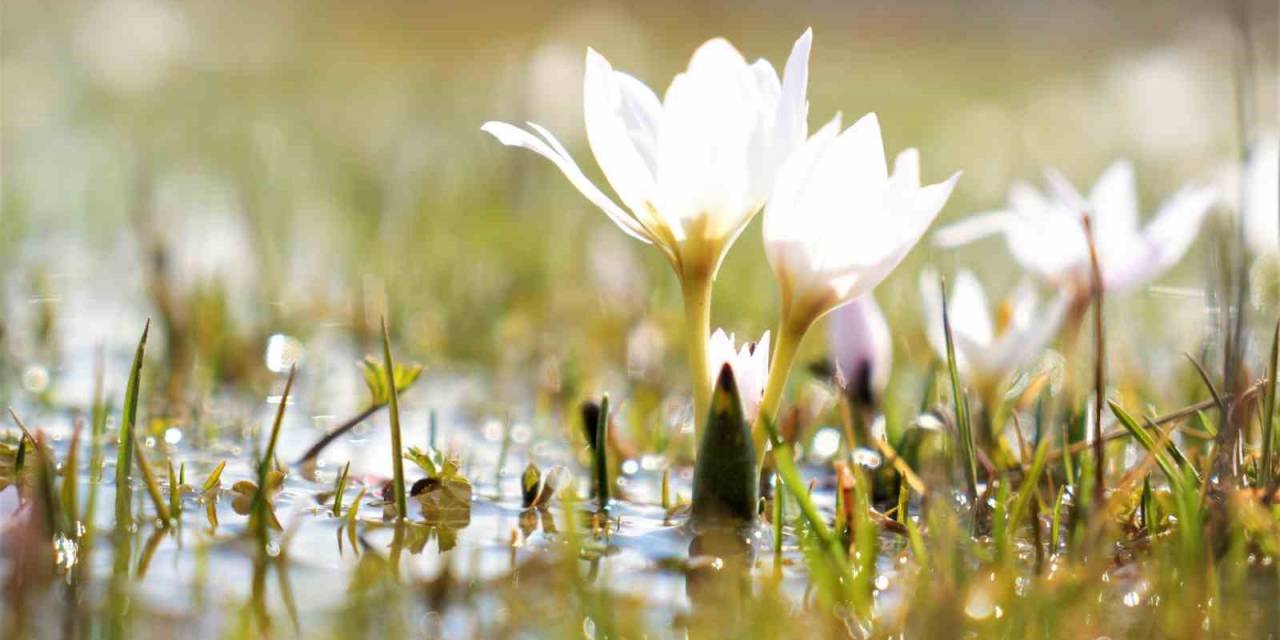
[765,113,960,326]
[1241,136,1279,260]
[483,30,812,282]
[935,160,1216,296]
[708,329,770,421]
[919,268,1068,390]
[827,294,892,407]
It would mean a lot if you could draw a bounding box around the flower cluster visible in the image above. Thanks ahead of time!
[485,29,957,453]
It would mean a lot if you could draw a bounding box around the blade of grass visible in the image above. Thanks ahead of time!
[1109,400,1199,490]
[594,394,610,511]
[332,461,351,517]
[761,416,854,604]
[1261,319,1278,491]
[940,276,978,498]
[115,320,150,527]
[254,366,296,543]
[9,410,60,536]
[133,431,171,525]
[62,417,83,528]
[381,319,408,520]
[1008,433,1052,541]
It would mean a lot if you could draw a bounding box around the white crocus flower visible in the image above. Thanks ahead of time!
[1242,137,1279,259]
[1241,137,1279,307]
[764,113,959,326]
[935,160,1217,297]
[919,268,1068,394]
[483,30,813,439]
[754,112,959,439]
[707,329,770,422]
[827,294,892,408]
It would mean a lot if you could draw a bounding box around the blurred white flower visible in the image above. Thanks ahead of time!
[827,294,892,407]
[919,268,1068,391]
[76,0,189,92]
[483,30,812,283]
[1240,136,1279,260]
[765,113,960,327]
[935,160,1216,296]
[708,329,770,421]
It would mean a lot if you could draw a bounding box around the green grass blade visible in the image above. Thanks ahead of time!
[114,320,150,526]
[1262,318,1278,490]
[940,277,978,497]
[381,319,408,519]
[594,394,610,511]
[1108,399,1199,489]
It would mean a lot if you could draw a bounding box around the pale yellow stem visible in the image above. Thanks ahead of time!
[682,276,714,450]
[752,315,812,459]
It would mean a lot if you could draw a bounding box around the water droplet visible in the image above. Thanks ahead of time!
[810,427,841,460]
[266,541,280,557]
[620,459,639,475]
[852,448,882,470]
[22,365,49,393]
[964,584,996,620]
[164,427,183,445]
[264,334,303,373]
[510,423,532,444]
[482,420,503,442]
[874,575,890,590]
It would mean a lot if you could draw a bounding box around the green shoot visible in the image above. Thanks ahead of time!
[594,394,610,511]
[114,320,150,527]
[940,276,979,498]
[333,461,352,517]
[381,319,408,520]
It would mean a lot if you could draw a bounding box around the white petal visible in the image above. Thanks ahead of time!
[1088,159,1139,237]
[891,148,920,190]
[989,291,1068,377]
[583,49,661,216]
[1043,167,1088,214]
[766,28,812,180]
[482,121,652,243]
[950,269,994,347]
[1245,137,1280,257]
[655,38,767,236]
[1106,184,1215,291]
[932,211,1016,248]
[828,294,892,400]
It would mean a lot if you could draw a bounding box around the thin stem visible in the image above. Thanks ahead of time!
[681,276,714,446]
[753,316,810,461]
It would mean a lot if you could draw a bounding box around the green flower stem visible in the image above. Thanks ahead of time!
[752,315,811,460]
[682,275,714,448]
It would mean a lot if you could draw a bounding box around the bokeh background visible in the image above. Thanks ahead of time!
[2,0,1277,409]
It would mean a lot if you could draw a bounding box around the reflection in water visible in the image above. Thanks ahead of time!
[685,528,754,636]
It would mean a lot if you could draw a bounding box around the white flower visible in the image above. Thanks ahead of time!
[827,294,892,406]
[1241,136,1278,260]
[482,30,812,282]
[764,113,960,327]
[708,329,770,421]
[919,268,1068,390]
[934,160,1217,295]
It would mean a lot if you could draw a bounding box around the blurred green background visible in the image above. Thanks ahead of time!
[1,0,1275,400]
